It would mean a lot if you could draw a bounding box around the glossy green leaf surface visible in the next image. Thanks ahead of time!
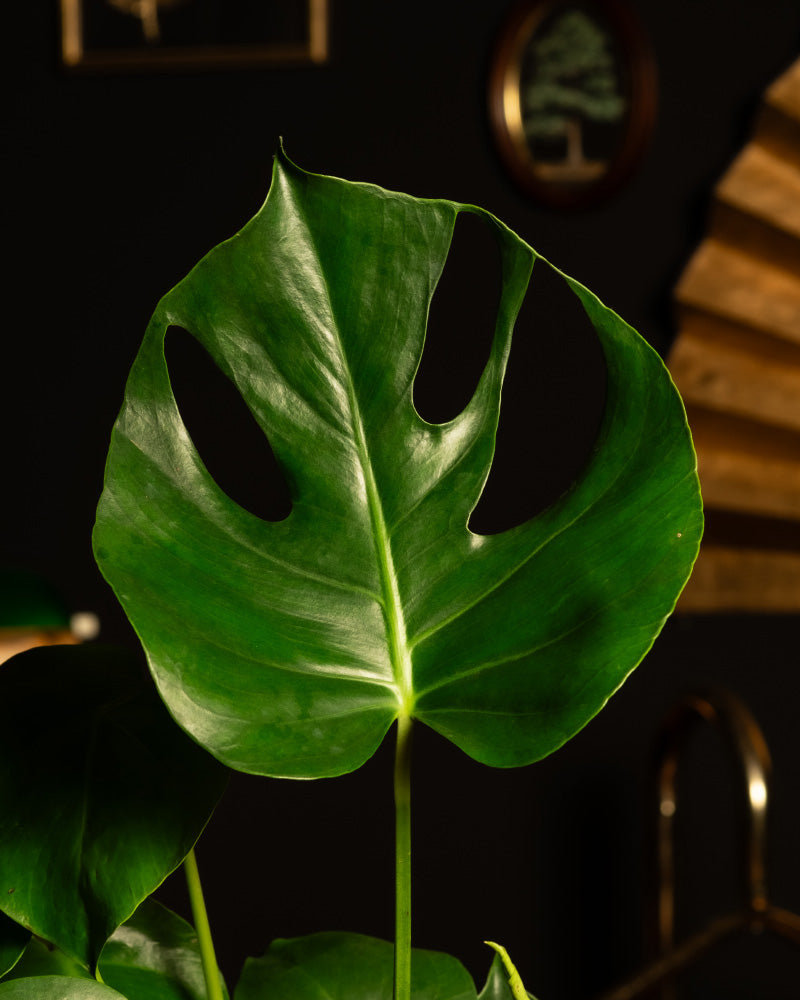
[99,899,228,1000]
[0,646,228,971]
[94,148,702,778]
[0,916,28,980]
[235,932,475,1000]
[0,900,222,1000]
[0,978,126,999]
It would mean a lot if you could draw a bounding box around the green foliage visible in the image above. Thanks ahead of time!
[2,899,228,1000]
[236,933,537,1000]
[99,899,228,1000]
[1,936,91,982]
[0,916,28,980]
[236,932,477,1000]
[0,979,126,999]
[480,948,537,1000]
[93,147,701,785]
[4,148,702,1000]
[0,646,227,972]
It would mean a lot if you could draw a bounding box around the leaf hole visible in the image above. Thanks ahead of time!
[164,326,292,522]
[469,263,607,535]
[413,211,503,424]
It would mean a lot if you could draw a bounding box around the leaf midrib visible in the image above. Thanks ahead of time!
[297,205,411,712]
[338,354,411,710]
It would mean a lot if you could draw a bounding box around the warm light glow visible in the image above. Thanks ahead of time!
[70,612,101,641]
[0,612,99,665]
[749,776,768,811]
[0,628,77,666]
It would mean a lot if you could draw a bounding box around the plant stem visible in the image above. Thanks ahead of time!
[184,847,225,1000]
[394,713,413,1000]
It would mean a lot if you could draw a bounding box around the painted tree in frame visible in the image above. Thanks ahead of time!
[522,7,626,179]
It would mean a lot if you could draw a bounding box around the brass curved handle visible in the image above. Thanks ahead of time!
[653,687,772,955]
[595,687,789,1000]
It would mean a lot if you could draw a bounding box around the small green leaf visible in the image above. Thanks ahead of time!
[2,897,228,1000]
[0,915,28,979]
[235,932,476,1000]
[99,898,228,1000]
[0,937,91,983]
[0,645,228,972]
[480,946,537,1000]
[0,978,126,999]
[94,148,702,779]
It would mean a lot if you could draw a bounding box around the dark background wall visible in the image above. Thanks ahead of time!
[6,2,800,997]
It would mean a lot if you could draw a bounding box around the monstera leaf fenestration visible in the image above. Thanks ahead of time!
[93,147,702,779]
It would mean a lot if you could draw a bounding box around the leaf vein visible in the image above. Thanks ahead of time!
[408,386,653,647]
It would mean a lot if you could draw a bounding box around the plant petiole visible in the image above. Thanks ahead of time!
[184,847,225,1000]
[394,713,413,1000]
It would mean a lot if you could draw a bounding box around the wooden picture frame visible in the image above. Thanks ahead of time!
[60,0,329,72]
[488,0,657,208]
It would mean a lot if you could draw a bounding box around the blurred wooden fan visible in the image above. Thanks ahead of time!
[670,56,800,611]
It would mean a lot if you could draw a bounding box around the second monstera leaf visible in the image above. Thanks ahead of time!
[93,147,702,779]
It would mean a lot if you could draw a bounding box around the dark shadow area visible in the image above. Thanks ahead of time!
[165,326,292,522]
[154,733,397,988]
[414,211,502,426]
[470,261,607,534]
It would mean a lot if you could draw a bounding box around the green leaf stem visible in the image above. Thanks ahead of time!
[479,946,537,1000]
[94,147,702,780]
[0,645,228,972]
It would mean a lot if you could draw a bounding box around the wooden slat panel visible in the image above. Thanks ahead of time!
[678,545,800,612]
[717,143,800,239]
[753,103,800,173]
[674,306,800,367]
[712,199,800,275]
[694,449,800,522]
[766,58,800,123]
[752,60,800,170]
[676,238,800,347]
[710,143,800,272]
[669,55,800,610]
[687,408,800,522]
[670,328,800,433]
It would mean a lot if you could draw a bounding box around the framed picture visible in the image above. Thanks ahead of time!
[60,0,329,72]
[488,0,657,208]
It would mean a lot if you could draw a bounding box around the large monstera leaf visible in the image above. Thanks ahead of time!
[93,147,702,778]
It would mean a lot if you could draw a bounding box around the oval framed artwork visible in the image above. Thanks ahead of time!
[488,0,657,208]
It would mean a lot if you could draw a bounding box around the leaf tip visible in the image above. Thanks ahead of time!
[484,942,532,1000]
